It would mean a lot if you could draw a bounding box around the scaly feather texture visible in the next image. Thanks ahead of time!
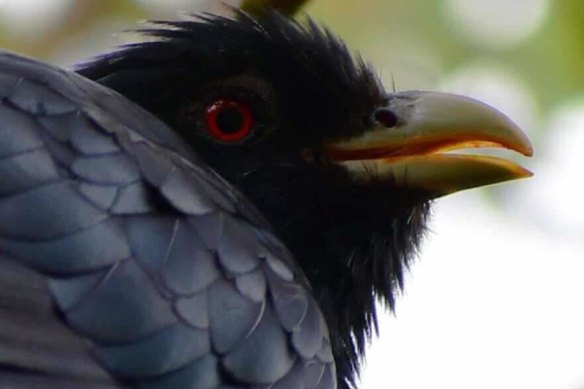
[79,13,432,388]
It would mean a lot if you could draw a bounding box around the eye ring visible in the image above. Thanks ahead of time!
[204,98,254,143]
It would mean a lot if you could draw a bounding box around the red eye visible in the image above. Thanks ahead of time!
[204,98,254,143]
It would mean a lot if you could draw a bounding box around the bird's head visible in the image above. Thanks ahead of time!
[79,12,532,387]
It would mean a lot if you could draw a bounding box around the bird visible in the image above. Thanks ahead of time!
[0,9,532,389]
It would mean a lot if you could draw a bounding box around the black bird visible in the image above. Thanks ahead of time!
[0,11,532,389]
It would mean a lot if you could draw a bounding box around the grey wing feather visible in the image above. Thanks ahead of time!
[0,50,336,388]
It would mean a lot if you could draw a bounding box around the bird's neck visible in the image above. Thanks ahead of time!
[241,170,431,387]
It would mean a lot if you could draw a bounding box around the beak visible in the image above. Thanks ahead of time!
[327,91,533,198]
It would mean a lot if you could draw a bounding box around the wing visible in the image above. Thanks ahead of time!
[0,51,335,389]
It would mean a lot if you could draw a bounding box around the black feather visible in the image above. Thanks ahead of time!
[78,12,431,388]
[0,50,335,388]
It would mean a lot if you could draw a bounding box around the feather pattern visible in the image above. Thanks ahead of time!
[0,51,335,388]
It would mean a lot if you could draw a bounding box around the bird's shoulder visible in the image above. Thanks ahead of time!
[0,51,335,388]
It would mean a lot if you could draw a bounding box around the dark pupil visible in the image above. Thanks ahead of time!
[373,108,398,128]
[216,107,244,134]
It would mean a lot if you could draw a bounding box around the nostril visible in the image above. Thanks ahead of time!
[372,108,398,128]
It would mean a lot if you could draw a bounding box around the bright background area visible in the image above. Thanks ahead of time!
[0,0,582,388]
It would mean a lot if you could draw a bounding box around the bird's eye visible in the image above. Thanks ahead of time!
[204,98,254,143]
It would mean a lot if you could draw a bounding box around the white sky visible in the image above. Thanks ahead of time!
[444,0,550,48]
[361,194,584,389]
[0,0,71,34]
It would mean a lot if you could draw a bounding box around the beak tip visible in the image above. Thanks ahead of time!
[512,128,534,157]
[515,142,534,158]
[520,168,534,178]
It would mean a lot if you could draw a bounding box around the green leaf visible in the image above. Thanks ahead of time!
[241,0,311,17]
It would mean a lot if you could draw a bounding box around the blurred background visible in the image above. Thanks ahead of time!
[0,0,582,388]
